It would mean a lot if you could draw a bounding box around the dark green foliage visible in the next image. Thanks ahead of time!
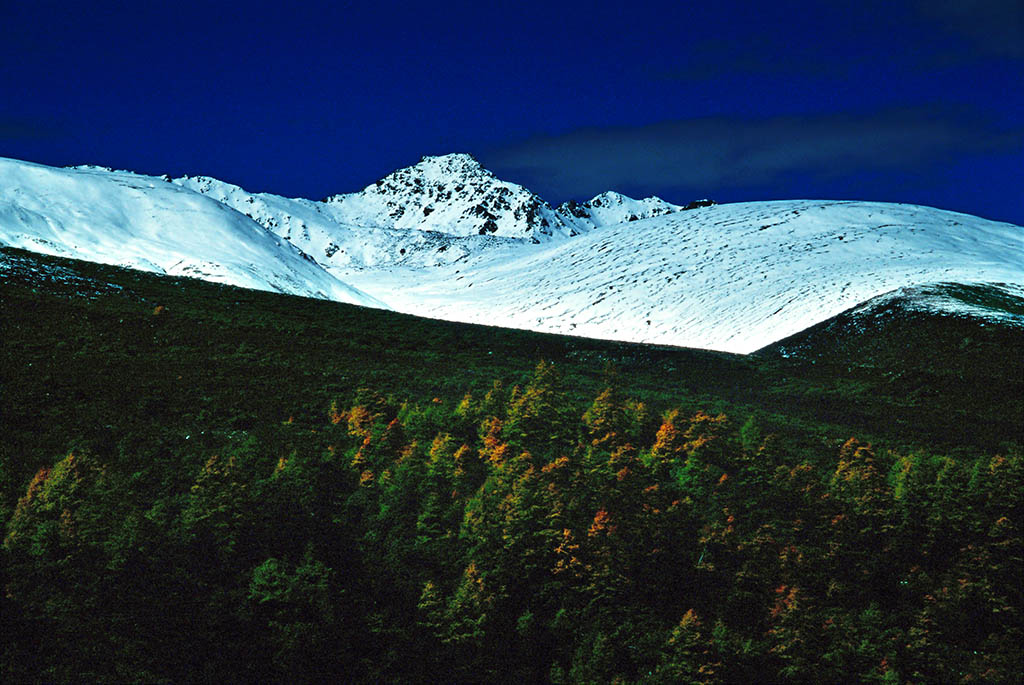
[756,283,1024,451]
[2,247,1023,682]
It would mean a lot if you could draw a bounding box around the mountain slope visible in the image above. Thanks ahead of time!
[2,155,1021,354]
[0,158,384,307]
[4,245,1021,685]
[173,171,517,270]
[752,282,1024,447]
[5,244,1020,465]
[759,281,1024,361]
[173,157,688,269]
[340,200,1024,353]
[557,190,682,227]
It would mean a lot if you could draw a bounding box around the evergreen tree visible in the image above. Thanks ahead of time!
[503,361,577,460]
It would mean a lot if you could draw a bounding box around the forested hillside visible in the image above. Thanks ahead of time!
[2,248,1021,682]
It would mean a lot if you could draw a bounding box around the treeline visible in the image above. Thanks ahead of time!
[2,362,1021,683]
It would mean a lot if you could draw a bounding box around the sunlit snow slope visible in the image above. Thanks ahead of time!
[173,171,519,271]
[0,158,383,307]
[2,155,1021,354]
[338,200,1024,353]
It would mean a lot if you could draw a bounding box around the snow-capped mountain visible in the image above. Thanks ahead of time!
[0,158,384,307]
[1,154,1022,354]
[173,171,517,271]
[322,153,580,241]
[557,191,682,228]
[173,156,689,272]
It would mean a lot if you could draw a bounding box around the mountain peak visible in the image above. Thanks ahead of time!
[588,190,631,207]
[556,191,682,227]
[400,153,495,184]
[325,153,579,240]
[418,152,484,171]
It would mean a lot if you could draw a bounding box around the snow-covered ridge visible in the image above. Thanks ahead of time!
[0,158,384,307]
[761,281,1024,360]
[557,191,682,227]
[336,200,1024,353]
[1,154,1022,354]
[173,155,689,271]
[322,153,581,242]
[868,282,1024,326]
[173,170,518,271]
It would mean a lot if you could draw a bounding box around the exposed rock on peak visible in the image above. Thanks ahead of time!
[556,191,681,227]
[322,154,580,241]
[417,152,485,172]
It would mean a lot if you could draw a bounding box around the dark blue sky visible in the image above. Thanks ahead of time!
[2,0,1022,223]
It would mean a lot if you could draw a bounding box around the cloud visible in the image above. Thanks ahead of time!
[483,106,1024,200]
